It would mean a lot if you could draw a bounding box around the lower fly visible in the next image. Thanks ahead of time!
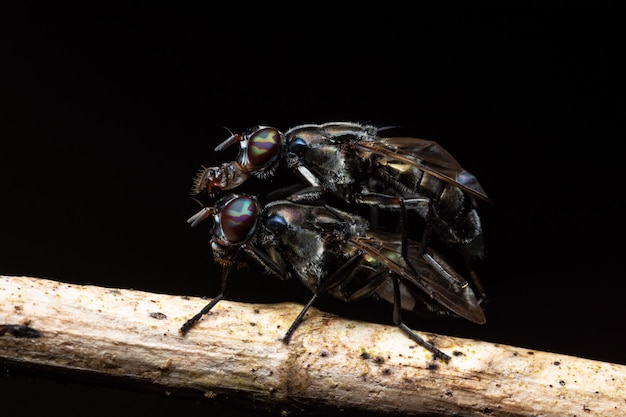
[181,193,486,362]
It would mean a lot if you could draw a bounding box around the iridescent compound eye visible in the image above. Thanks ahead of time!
[247,127,281,169]
[221,196,259,243]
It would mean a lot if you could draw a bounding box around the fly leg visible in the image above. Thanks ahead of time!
[467,261,488,307]
[418,198,436,256]
[355,192,415,266]
[282,250,365,344]
[265,184,324,203]
[391,273,451,362]
[180,257,237,334]
[398,198,410,263]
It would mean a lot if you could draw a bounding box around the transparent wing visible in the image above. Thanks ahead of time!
[348,232,486,324]
[357,137,490,202]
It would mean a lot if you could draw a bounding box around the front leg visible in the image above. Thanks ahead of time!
[180,255,238,334]
[286,185,325,203]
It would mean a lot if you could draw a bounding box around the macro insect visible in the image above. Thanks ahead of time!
[191,122,490,300]
[181,193,486,362]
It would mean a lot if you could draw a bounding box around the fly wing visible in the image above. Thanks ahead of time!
[357,137,490,202]
[348,232,486,324]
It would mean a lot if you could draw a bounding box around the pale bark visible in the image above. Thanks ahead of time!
[1,275,625,416]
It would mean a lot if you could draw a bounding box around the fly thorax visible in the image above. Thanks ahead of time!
[283,151,301,170]
[305,144,355,187]
[264,207,327,290]
[284,230,328,292]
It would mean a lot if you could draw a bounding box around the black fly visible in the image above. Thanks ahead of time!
[191,122,490,301]
[181,193,486,362]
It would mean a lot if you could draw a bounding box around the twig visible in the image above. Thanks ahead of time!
[1,275,625,416]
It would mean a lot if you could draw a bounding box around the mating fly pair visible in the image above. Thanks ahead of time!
[182,122,490,361]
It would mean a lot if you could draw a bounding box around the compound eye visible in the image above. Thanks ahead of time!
[221,196,259,243]
[247,127,281,169]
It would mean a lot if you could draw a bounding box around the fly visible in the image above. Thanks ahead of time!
[181,194,486,362]
[191,122,490,300]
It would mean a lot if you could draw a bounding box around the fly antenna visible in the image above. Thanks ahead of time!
[187,199,216,227]
[214,127,240,152]
[190,196,205,208]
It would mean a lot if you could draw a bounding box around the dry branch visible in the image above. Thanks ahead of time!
[1,275,625,416]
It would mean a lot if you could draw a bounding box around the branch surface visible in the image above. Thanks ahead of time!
[1,275,625,416]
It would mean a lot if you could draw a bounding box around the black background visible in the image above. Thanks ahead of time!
[1,6,624,416]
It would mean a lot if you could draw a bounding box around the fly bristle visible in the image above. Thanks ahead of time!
[190,166,209,195]
[253,158,280,180]
[213,256,232,267]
